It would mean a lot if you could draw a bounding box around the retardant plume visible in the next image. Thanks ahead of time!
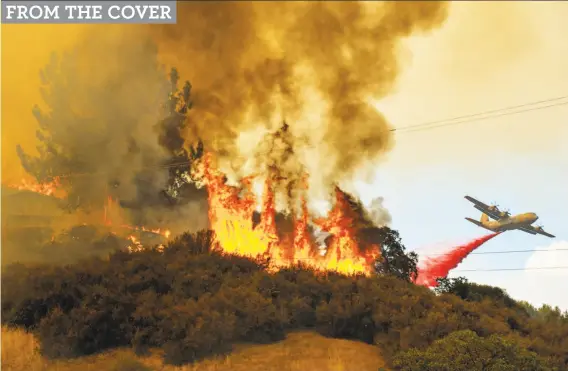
[145,1,450,207]
[415,232,500,287]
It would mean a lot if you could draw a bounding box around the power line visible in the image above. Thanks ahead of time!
[426,248,568,256]
[454,266,568,273]
[3,221,567,252]
[3,222,567,272]
[7,94,568,180]
[277,249,568,260]
[2,220,567,255]
[391,96,568,133]
[396,95,568,129]
[400,101,568,133]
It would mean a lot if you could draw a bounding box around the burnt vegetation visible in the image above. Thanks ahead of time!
[2,230,567,370]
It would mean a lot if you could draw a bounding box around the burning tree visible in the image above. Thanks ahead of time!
[15,33,208,233]
[120,67,207,211]
[13,0,443,276]
[190,147,418,278]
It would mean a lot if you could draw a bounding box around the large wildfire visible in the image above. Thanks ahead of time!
[198,153,382,275]
[5,160,384,276]
[6,172,502,280]
[7,2,451,274]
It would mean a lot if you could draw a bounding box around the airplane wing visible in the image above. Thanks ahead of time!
[518,226,537,235]
[464,196,502,220]
[518,226,555,238]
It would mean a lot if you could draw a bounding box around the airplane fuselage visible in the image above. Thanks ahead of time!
[464,195,554,238]
[482,212,538,231]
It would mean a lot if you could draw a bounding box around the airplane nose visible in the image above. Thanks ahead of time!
[530,213,538,222]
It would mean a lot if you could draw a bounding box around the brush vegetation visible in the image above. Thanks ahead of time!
[2,230,568,370]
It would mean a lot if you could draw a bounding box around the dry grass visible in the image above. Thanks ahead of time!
[1,327,44,371]
[2,327,388,371]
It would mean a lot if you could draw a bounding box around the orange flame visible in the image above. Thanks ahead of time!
[6,176,65,198]
[104,196,171,239]
[126,234,165,254]
[127,235,144,253]
[202,154,381,276]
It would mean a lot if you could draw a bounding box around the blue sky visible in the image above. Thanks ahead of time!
[360,141,568,310]
[351,1,568,309]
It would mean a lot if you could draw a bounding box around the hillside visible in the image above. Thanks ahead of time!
[1,187,164,266]
[2,230,567,370]
[1,186,74,265]
[1,327,387,371]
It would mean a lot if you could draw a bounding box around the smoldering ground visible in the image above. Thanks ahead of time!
[14,2,449,237]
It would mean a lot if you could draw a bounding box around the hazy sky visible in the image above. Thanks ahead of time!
[2,2,567,309]
[356,1,568,310]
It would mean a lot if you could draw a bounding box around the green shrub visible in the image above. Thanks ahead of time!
[392,330,555,371]
[2,230,568,369]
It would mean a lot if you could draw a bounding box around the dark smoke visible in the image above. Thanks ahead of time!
[16,2,449,234]
[145,1,450,200]
[16,29,208,234]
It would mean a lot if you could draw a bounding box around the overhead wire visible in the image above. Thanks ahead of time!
[4,94,567,180]
[454,266,568,273]
[391,95,568,133]
[4,96,567,272]
[5,220,568,256]
[5,220,568,258]
[3,224,568,272]
[3,217,567,272]
[424,248,568,256]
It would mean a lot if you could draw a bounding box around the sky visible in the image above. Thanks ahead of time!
[1,2,567,310]
[355,1,568,310]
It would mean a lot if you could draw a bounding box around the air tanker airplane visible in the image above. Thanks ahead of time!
[464,195,555,238]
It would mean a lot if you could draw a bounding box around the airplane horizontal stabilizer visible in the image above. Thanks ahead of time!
[465,217,482,226]
[465,217,495,232]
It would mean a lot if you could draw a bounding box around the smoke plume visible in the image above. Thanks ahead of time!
[16,2,449,233]
[145,1,449,206]
[16,28,208,234]
[367,196,392,227]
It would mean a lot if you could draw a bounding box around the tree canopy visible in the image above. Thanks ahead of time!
[373,227,418,281]
[16,37,207,229]
[2,230,567,368]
